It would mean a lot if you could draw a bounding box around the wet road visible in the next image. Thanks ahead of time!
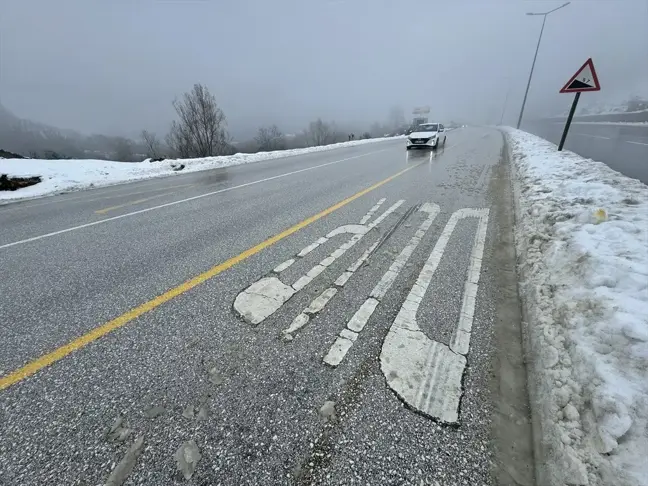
[0,129,534,485]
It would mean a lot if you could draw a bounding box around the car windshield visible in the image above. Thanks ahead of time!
[416,124,438,132]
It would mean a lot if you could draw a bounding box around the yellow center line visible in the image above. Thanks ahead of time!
[0,163,421,391]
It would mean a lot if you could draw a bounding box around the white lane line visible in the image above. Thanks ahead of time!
[380,207,489,424]
[360,198,386,224]
[575,133,610,140]
[626,140,648,146]
[0,149,388,250]
[323,203,440,367]
[234,199,402,327]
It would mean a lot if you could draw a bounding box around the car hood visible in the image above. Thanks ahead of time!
[409,131,438,138]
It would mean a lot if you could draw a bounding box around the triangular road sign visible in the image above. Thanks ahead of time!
[560,58,601,93]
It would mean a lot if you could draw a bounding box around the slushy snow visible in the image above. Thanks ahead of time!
[507,128,648,486]
[0,137,397,202]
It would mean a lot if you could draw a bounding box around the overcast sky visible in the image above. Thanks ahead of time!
[1,0,647,138]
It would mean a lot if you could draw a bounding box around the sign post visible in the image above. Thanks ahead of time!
[558,58,601,151]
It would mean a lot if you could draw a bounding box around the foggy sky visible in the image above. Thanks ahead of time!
[2,0,647,139]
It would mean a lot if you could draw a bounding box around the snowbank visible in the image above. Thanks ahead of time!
[569,121,648,127]
[0,137,398,202]
[506,128,648,486]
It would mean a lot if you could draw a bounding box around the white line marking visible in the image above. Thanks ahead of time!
[234,199,402,328]
[345,298,379,333]
[273,259,295,273]
[282,237,381,337]
[323,203,440,366]
[323,336,355,366]
[305,288,338,314]
[626,140,648,146]
[232,277,296,325]
[0,149,388,250]
[380,207,489,424]
[575,133,610,140]
[360,198,386,224]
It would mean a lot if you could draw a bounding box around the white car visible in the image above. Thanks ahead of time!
[406,123,447,150]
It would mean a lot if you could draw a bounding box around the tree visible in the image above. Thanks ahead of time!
[166,83,229,158]
[141,130,161,159]
[306,118,335,146]
[255,125,286,151]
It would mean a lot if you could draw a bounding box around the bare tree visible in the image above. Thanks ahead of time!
[141,130,161,159]
[166,84,229,158]
[306,118,335,146]
[255,125,286,152]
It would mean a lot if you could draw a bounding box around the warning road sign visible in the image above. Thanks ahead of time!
[560,58,601,93]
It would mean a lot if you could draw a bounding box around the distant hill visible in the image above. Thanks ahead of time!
[0,104,143,160]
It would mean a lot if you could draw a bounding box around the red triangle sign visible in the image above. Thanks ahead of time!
[560,58,601,93]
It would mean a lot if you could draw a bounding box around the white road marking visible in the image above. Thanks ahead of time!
[359,198,386,224]
[234,199,403,327]
[232,277,295,325]
[626,140,648,146]
[0,149,388,251]
[323,203,440,367]
[273,259,295,273]
[575,133,610,140]
[283,239,380,337]
[380,207,489,424]
[280,200,405,338]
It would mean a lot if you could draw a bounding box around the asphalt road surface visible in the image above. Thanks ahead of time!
[0,129,534,486]
[524,121,648,184]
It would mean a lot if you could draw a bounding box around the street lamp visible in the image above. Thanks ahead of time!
[516,2,570,129]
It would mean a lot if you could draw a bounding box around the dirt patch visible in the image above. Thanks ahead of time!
[0,174,42,191]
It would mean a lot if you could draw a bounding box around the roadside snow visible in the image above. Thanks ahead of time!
[568,121,648,127]
[506,128,648,486]
[0,137,398,202]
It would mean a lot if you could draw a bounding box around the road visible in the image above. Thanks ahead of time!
[523,121,648,184]
[0,129,534,486]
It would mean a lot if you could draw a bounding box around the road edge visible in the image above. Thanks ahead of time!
[503,129,551,486]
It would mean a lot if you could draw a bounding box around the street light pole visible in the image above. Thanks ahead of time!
[516,2,570,129]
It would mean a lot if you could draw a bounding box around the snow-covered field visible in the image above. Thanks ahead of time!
[506,128,648,486]
[0,137,398,202]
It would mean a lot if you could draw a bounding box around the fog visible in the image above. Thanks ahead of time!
[2,0,647,139]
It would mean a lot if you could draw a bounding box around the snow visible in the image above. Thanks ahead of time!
[0,136,398,202]
[569,121,648,127]
[506,128,648,486]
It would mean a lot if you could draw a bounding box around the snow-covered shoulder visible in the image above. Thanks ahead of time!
[505,128,648,486]
[0,136,398,202]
